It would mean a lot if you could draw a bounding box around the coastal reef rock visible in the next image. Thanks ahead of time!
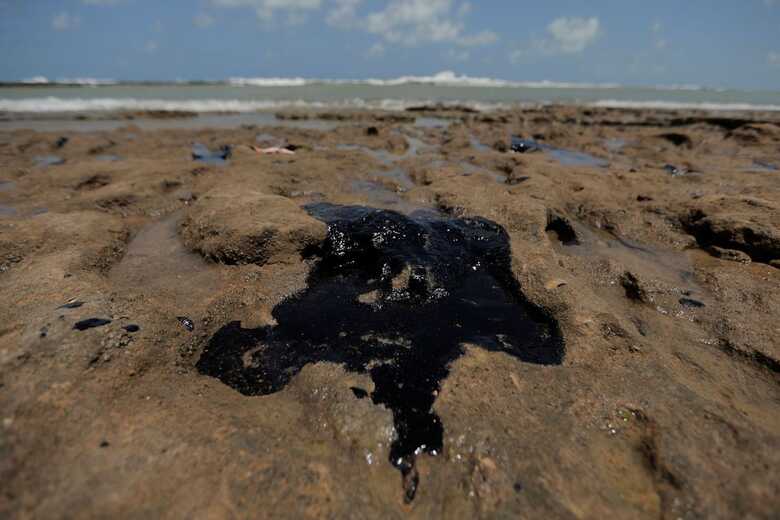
[180,186,327,265]
[197,203,563,502]
[681,196,780,265]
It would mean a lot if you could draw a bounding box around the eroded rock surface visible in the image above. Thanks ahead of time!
[181,186,327,265]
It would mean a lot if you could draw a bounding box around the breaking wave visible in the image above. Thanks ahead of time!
[0,96,509,113]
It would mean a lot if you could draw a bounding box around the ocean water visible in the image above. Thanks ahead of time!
[2,72,780,114]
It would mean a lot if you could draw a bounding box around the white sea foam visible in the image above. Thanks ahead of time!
[227,70,624,89]
[20,76,117,86]
[1,95,778,114]
[590,100,780,112]
[0,96,508,113]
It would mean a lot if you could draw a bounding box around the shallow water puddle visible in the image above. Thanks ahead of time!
[551,221,706,311]
[192,143,231,165]
[468,133,491,152]
[198,204,563,501]
[33,155,65,167]
[546,148,609,168]
[349,179,427,214]
[604,138,627,152]
[94,154,121,162]
[109,214,222,311]
[0,204,17,217]
[458,162,507,183]
[336,144,398,165]
[512,136,609,168]
[744,160,778,172]
[414,117,452,129]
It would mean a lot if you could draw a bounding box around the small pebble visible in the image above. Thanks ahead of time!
[177,316,194,332]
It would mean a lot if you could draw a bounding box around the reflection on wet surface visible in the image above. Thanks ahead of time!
[458,162,507,183]
[511,136,609,168]
[0,113,344,132]
[414,117,452,129]
[94,154,121,162]
[745,160,778,172]
[33,155,65,167]
[197,203,563,502]
[547,148,609,168]
[468,133,491,152]
[551,221,706,313]
[0,204,18,217]
[604,138,627,152]
[192,143,230,165]
[108,214,222,311]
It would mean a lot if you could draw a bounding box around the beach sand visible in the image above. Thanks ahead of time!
[1,105,779,518]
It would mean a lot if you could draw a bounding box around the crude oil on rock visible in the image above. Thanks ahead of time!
[0,106,779,519]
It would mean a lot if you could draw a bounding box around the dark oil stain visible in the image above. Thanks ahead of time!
[350,386,369,399]
[73,318,111,331]
[123,324,141,333]
[679,297,705,308]
[196,204,563,501]
[57,300,85,309]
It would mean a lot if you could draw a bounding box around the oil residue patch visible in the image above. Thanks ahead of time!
[197,204,563,500]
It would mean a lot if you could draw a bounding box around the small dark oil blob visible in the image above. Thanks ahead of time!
[39,326,48,338]
[510,136,541,154]
[620,272,647,303]
[545,212,579,246]
[123,324,140,333]
[73,318,111,331]
[177,316,194,332]
[663,164,682,176]
[192,143,231,165]
[58,300,85,309]
[366,126,379,136]
[197,204,563,501]
[55,136,69,149]
[99,440,110,448]
[350,386,369,399]
[679,297,705,308]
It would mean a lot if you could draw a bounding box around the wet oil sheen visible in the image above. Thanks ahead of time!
[197,203,564,500]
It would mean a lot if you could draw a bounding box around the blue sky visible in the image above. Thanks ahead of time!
[1,0,779,89]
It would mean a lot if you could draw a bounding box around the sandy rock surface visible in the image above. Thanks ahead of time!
[0,106,779,519]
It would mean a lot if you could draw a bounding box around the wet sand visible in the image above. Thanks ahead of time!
[1,106,779,518]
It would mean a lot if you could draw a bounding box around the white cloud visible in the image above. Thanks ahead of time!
[445,48,470,62]
[211,0,321,21]
[52,12,80,31]
[769,51,780,67]
[510,16,599,61]
[144,40,158,53]
[651,21,667,49]
[545,17,600,53]
[212,0,496,47]
[365,42,385,58]
[327,0,361,27]
[194,13,215,28]
[335,0,497,47]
